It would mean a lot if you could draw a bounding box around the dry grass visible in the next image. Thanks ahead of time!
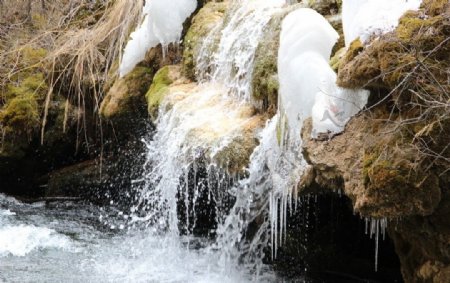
[0,0,144,145]
[42,0,144,142]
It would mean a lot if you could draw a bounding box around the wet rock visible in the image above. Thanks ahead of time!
[155,77,264,174]
[100,66,153,128]
[46,160,107,198]
[251,9,286,115]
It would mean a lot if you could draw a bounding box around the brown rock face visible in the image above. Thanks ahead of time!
[302,116,442,219]
[302,1,450,281]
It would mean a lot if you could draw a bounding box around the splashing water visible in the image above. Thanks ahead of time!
[0,194,269,283]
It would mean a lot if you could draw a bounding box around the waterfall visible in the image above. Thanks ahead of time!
[130,0,372,277]
[129,0,287,241]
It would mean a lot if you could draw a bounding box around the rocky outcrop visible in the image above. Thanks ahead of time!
[100,66,153,136]
[302,1,450,281]
[302,114,442,218]
[147,65,265,174]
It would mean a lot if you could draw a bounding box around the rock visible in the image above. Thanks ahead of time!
[337,0,450,90]
[46,160,107,198]
[302,113,442,218]
[305,0,342,15]
[389,185,450,283]
[251,9,286,115]
[100,66,153,123]
[251,3,343,115]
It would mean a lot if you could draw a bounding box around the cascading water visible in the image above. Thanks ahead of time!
[124,0,289,278]
[196,0,286,101]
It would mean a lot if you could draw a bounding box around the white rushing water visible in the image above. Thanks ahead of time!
[196,0,286,101]
[0,194,268,283]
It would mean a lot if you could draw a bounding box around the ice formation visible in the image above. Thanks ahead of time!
[119,0,197,77]
[278,8,369,139]
[342,0,422,46]
[365,218,388,272]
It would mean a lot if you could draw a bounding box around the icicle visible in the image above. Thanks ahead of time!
[184,169,190,233]
[365,217,369,235]
[364,217,389,272]
[375,219,379,272]
[270,192,274,260]
[279,195,284,247]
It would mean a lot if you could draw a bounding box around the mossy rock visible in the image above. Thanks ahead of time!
[212,133,260,174]
[182,2,227,80]
[252,4,312,114]
[0,94,39,158]
[145,65,185,121]
[338,0,449,90]
[0,44,50,158]
[361,135,442,217]
[329,47,346,72]
[251,9,286,115]
[0,71,48,157]
[100,66,153,122]
[0,94,39,132]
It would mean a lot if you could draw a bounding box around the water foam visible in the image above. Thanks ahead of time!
[0,225,74,257]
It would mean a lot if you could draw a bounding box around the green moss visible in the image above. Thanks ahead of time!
[362,149,407,189]
[0,45,49,157]
[145,66,173,120]
[0,73,46,135]
[21,47,47,66]
[251,10,287,114]
[0,94,39,133]
[6,73,48,100]
[343,38,363,63]
[396,11,442,41]
[421,0,449,15]
[330,47,346,72]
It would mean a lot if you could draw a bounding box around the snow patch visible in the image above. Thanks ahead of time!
[342,0,422,46]
[278,8,368,139]
[119,0,197,77]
